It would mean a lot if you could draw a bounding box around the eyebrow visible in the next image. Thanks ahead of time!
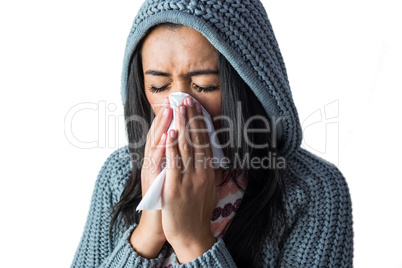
[144,69,219,77]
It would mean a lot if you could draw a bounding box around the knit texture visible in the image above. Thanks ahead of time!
[120,0,302,159]
[72,0,353,267]
[71,146,353,267]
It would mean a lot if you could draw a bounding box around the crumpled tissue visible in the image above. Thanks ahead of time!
[136,92,226,211]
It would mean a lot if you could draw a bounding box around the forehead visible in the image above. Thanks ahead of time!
[141,26,218,68]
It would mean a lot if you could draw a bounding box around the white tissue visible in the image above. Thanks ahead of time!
[136,92,225,211]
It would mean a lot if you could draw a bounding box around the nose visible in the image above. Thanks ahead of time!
[169,79,196,100]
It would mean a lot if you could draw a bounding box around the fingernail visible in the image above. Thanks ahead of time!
[162,98,167,106]
[160,133,166,142]
[163,107,168,116]
[169,130,176,139]
[186,97,194,107]
[179,105,186,115]
[195,102,202,114]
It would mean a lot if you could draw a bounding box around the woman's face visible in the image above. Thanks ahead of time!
[141,26,221,124]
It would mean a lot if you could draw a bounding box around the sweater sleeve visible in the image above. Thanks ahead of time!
[267,149,354,268]
[170,237,237,268]
[98,224,168,267]
[70,148,168,268]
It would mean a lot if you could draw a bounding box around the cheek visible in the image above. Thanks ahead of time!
[145,92,167,114]
[207,102,221,119]
[204,100,221,131]
[198,94,221,119]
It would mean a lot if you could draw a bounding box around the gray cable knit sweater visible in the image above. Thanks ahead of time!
[71,0,353,267]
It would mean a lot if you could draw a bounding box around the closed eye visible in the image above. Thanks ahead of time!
[149,84,170,93]
[193,84,220,93]
[149,83,220,94]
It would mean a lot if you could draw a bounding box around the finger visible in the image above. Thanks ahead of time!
[184,97,206,170]
[146,97,167,144]
[193,100,213,160]
[175,104,194,172]
[186,98,213,170]
[147,97,172,150]
[149,132,167,175]
[165,129,181,192]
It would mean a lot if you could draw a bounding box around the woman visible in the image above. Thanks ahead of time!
[71,0,353,267]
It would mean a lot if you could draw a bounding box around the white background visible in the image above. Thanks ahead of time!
[1,0,401,267]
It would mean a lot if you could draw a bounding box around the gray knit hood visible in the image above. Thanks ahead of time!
[120,0,303,159]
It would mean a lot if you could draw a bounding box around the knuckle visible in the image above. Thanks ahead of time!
[150,143,156,150]
[197,176,208,187]
[169,158,177,168]
[151,142,161,150]
[183,143,191,152]
[194,135,204,144]
[165,187,179,200]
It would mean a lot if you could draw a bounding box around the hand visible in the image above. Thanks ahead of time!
[130,97,172,258]
[162,97,222,263]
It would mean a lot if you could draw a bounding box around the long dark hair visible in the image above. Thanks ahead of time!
[110,23,289,267]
